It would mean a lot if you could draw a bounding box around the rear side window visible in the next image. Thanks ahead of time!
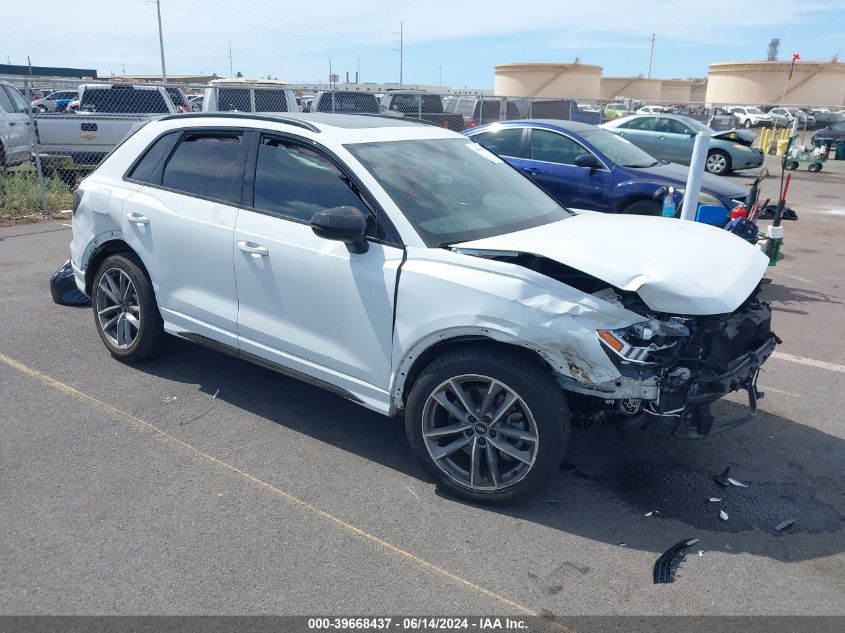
[253,137,372,224]
[254,89,289,112]
[162,132,242,201]
[475,128,523,157]
[79,88,170,113]
[127,132,179,183]
[216,88,251,111]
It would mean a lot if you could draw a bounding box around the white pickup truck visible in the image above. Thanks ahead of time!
[36,84,177,180]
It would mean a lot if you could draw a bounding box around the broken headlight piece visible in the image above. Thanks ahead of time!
[597,318,690,364]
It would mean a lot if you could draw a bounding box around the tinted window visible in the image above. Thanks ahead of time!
[165,87,186,108]
[128,132,179,183]
[529,130,587,165]
[0,86,16,113]
[254,89,289,112]
[79,88,170,113]
[620,117,656,131]
[216,88,252,111]
[657,118,692,134]
[530,100,574,119]
[475,128,523,157]
[162,133,242,201]
[253,138,370,223]
[316,92,379,113]
[5,86,29,113]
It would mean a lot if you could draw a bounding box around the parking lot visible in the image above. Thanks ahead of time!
[0,157,843,620]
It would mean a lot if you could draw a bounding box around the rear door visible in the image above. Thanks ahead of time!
[0,85,32,163]
[654,117,695,164]
[122,129,246,346]
[613,116,657,156]
[521,128,612,211]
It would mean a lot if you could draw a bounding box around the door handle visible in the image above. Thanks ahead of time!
[125,211,149,225]
[238,240,269,256]
[9,122,15,126]
[658,136,665,140]
[523,167,541,174]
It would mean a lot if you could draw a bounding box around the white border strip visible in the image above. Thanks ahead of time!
[772,351,845,373]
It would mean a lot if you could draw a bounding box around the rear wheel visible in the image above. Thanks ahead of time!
[808,162,822,173]
[92,253,165,362]
[744,119,752,128]
[622,199,662,216]
[405,345,569,504]
[706,150,731,176]
[785,161,799,170]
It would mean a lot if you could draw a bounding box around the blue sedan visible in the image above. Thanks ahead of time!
[463,120,749,216]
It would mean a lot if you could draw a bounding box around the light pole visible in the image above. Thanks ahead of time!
[647,33,655,79]
[394,21,404,87]
[156,0,167,83]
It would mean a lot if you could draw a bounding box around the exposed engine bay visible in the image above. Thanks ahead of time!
[482,252,780,439]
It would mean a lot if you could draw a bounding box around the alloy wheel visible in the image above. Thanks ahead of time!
[95,268,141,349]
[421,374,539,492]
[706,153,727,174]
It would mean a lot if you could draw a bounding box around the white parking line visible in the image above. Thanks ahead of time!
[771,351,845,373]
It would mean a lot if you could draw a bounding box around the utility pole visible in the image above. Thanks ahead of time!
[156,0,167,83]
[121,63,126,75]
[394,21,404,87]
[647,33,655,79]
[227,40,233,77]
[439,65,442,87]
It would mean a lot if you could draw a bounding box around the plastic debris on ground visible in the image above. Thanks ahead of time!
[212,389,220,399]
[774,519,796,532]
[653,538,700,584]
[644,510,661,517]
[719,510,729,521]
[698,550,704,557]
[708,498,722,502]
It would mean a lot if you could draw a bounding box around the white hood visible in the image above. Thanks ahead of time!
[455,213,770,315]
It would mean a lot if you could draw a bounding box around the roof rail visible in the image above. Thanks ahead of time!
[157,111,320,133]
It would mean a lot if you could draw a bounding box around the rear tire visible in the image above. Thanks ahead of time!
[785,161,799,170]
[808,162,822,173]
[744,119,752,128]
[92,253,165,362]
[622,199,662,216]
[405,345,570,504]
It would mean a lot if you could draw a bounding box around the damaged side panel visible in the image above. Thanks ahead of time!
[390,246,647,408]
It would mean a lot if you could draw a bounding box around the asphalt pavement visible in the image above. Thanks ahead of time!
[0,157,843,618]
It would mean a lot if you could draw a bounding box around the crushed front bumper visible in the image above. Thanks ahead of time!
[668,332,778,438]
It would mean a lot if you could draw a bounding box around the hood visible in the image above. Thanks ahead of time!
[712,128,757,145]
[636,162,748,200]
[454,214,769,315]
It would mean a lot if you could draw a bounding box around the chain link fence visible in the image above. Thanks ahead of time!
[2,76,843,222]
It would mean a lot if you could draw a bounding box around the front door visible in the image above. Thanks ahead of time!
[234,134,402,395]
[0,85,32,164]
[654,117,696,165]
[520,128,612,211]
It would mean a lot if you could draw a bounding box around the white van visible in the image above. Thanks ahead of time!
[202,79,297,113]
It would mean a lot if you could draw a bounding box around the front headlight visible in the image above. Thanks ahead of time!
[597,319,690,363]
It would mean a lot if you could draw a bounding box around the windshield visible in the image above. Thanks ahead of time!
[579,128,658,168]
[346,138,569,246]
[746,107,763,114]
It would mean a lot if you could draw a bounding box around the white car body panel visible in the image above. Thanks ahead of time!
[456,213,769,316]
[70,113,772,419]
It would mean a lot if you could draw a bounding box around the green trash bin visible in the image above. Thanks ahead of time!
[836,140,845,160]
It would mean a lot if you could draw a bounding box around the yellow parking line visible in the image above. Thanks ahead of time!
[0,351,560,623]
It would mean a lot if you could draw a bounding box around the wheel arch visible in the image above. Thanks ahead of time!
[84,237,149,296]
[391,329,557,413]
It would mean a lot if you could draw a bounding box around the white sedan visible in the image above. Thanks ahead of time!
[67,112,778,503]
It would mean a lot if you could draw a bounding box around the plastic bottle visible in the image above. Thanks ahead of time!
[661,186,676,218]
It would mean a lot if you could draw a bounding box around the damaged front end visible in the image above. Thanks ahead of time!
[572,282,779,438]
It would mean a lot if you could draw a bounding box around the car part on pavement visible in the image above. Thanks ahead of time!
[719,510,730,521]
[774,519,796,532]
[714,467,733,487]
[653,538,700,583]
[50,260,91,306]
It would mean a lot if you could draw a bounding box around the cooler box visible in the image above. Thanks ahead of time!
[696,205,728,226]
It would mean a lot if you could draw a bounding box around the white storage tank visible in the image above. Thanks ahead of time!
[706,60,845,106]
[600,77,662,102]
[660,79,693,103]
[494,63,602,99]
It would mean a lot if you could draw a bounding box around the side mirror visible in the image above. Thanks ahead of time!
[310,206,369,254]
[574,154,601,170]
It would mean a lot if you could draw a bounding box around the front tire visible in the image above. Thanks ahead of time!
[405,345,570,504]
[744,119,752,128]
[706,150,731,175]
[92,253,165,362]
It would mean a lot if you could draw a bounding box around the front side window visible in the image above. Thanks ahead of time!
[0,87,17,113]
[656,118,691,134]
[529,130,588,165]
[161,132,242,201]
[253,137,372,225]
[5,86,29,113]
[474,128,523,157]
[346,138,569,246]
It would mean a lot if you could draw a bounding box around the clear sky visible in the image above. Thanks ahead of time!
[6,0,845,87]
